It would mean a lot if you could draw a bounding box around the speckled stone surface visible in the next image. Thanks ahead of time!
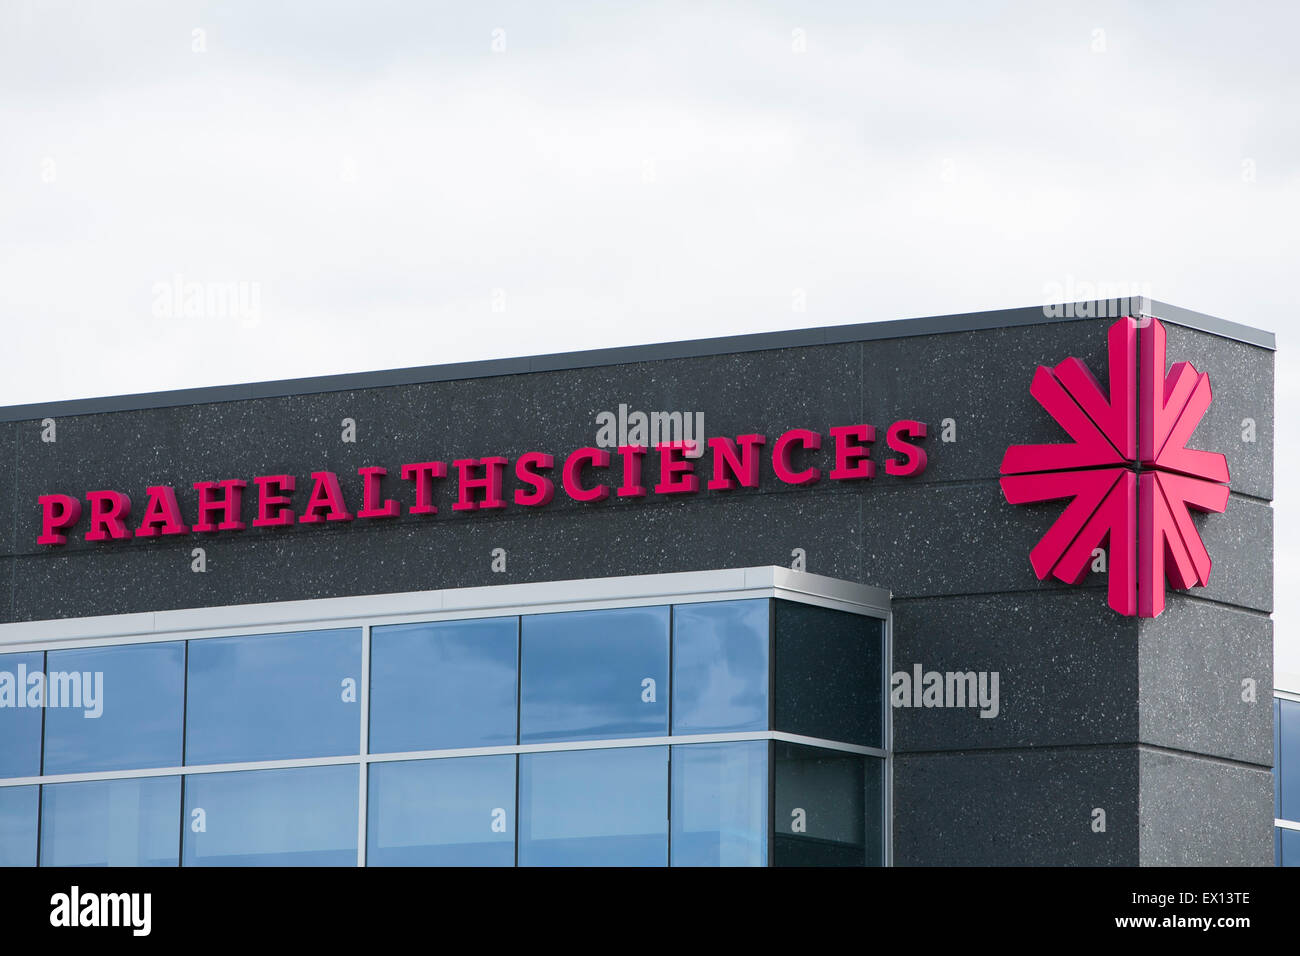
[893,746,1140,866]
[1138,748,1274,866]
[0,308,1273,866]
[1138,596,1273,766]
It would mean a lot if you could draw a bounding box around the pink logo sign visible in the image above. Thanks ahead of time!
[1000,317,1230,617]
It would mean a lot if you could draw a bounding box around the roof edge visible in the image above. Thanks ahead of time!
[0,298,1273,422]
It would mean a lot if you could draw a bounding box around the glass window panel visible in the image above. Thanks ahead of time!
[183,764,358,867]
[370,618,518,753]
[0,786,38,867]
[670,741,767,866]
[772,742,882,867]
[1275,698,1283,814]
[186,628,361,764]
[0,652,44,779]
[520,607,669,743]
[1283,828,1300,868]
[672,600,769,735]
[519,747,667,866]
[367,756,515,866]
[41,776,180,867]
[774,601,883,747]
[1281,699,1300,823]
[43,642,185,775]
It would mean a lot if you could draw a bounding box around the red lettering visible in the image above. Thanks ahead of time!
[135,486,188,537]
[356,466,401,518]
[252,475,296,527]
[563,447,610,502]
[654,443,699,494]
[399,462,446,515]
[85,490,133,541]
[38,494,82,546]
[617,445,647,498]
[514,453,555,507]
[829,425,876,480]
[772,429,821,485]
[453,457,508,511]
[193,480,247,532]
[885,420,928,477]
[707,434,765,490]
[299,472,353,523]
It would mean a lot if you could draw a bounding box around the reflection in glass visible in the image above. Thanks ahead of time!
[186,629,361,764]
[672,601,769,734]
[41,776,180,867]
[184,764,358,867]
[0,786,38,867]
[521,607,668,743]
[519,747,667,866]
[775,601,883,747]
[671,741,767,866]
[0,652,44,779]
[773,742,882,866]
[368,756,515,866]
[370,618,518,753]
[1281,699,1300,823]
[44,642,185,774]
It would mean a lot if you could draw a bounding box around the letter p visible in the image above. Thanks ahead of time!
[38,494,82,545]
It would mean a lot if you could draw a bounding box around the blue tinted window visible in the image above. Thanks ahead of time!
[41,776,180,867]
[1283,828,1300,867]
[370,618,518,753]
[521,607,669,743]
[186,629,361,764]
[184,764,358,867]
[43,642,185,775]
[1276,698,1283,814]
[673,600,769,734]
[671,741,767,866]
[0,652,44,779]
[0,786,38,867]
[1281,700,1300,823]
[519,747,667,866]
[368,756,515,866]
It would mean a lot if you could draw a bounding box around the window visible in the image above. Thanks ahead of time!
[370,618,518,753]
[41,777,180,867]
[518,747,668,866]
[183,765,358,866]
[186,629,361,764]
[672,600,769,734]
[0,652,43,779]
[43,641,185,775]
[775,601,884,748]
[670,741,767,866]
[1280,699,1300,825]
[773,742,883,866]
[367,756,515,866]
[0,786,38,867]
[520,607,669,743]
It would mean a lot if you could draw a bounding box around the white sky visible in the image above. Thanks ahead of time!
[2,1,1295,672]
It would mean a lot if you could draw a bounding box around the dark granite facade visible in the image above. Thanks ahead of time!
[0,299,1274,865]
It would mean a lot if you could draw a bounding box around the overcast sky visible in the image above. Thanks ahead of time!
[2,1,1295,671]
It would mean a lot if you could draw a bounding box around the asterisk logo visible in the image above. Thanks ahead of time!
[1000,317,1229,617]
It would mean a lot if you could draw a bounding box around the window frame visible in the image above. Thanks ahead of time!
[0,566,892,867]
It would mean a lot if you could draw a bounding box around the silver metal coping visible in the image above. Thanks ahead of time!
[1276,671,1300,701]
[0,565,891,653]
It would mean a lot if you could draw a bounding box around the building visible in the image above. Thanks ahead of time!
[0,298,1277,865]
[1277,673,1300,865]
